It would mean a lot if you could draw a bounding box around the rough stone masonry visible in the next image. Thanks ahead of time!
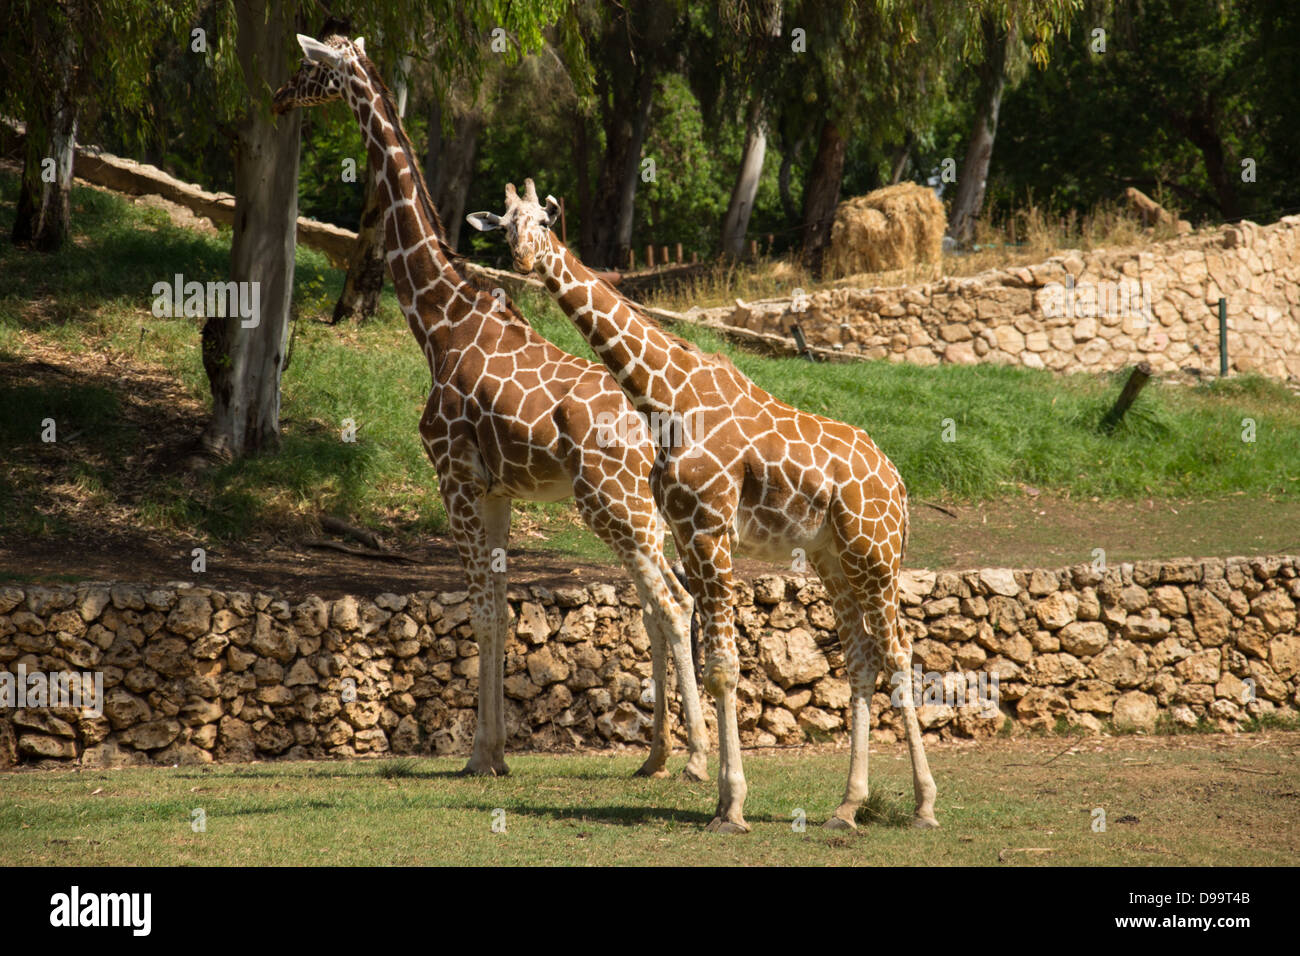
[1,555,1297,767]
[712,216,1300,379]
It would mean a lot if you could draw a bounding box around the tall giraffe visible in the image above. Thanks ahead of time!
[469,180,939,832]
[272,36,708,781]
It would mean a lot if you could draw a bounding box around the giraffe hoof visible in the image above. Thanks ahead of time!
[633,763,671,779]
[706,817,751,835]
[912,814,940,830]
[681,761,710,783]
[457,761,509,778]
[822,815,857,831]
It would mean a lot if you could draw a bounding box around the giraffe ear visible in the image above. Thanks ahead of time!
[544,196,561,228]
[354,37,365,56]
[297,34,343,67]
[465,211,502,232]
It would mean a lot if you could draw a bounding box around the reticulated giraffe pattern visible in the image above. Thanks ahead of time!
[273,36,708,781]
[470,180,939,831]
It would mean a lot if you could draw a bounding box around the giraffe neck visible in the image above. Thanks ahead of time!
[343,61,490,367]
[537,236,691,417]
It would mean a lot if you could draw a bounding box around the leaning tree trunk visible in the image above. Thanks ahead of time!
[200,0,302,459]
[946,16,1011,245]
[800,116,847,276]
[332,62,408,323]
[434,111,482,251]
[720,94,767,259]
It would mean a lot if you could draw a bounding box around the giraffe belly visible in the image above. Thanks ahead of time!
[733,501,831,564]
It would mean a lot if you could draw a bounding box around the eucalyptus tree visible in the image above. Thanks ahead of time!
[197,0,567,459]
[1,0,194,250]
[945,0,1080,244]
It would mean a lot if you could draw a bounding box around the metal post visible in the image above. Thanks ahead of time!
[1218,297,1228,376]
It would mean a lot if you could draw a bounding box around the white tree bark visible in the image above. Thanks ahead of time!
[200,0,301,458]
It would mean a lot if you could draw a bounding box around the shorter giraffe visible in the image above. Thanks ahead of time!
[469,180,939,832]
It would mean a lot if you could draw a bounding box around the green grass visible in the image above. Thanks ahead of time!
[1,171,1298,551]
[3,737,1297,865]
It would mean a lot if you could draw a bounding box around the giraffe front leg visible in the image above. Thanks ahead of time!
[444,487,511,777]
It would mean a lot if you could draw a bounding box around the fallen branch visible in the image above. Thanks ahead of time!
[302,538,418,563]
[319,514,387,552]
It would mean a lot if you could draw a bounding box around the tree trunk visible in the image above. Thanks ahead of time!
[200,0,302,460]
[424,94,443,197]
[800,117,846,275]
[434,111,482,251]
[587,64,656,268]
[13,14,79,251]
[720,94,767,259]
[331,156,388,324]
[946,16,1011,245]
[332,65,407,323]
[1181,107,1241,220]
[573,109,594,257]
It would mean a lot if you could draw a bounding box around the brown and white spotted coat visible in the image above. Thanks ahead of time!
[470,180,939,831]
[273,37,708,781]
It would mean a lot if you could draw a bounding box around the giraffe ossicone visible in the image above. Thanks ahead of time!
[273,36,710,782]
[472,177,941,833]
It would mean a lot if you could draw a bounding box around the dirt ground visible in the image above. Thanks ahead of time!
[2,331,1296,601]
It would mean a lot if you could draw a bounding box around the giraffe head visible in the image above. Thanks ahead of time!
[465,179,561,274]
[272,34,367,114]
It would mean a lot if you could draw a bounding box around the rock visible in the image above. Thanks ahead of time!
[760,706,799,738]
[18,734,76,759]
[979,568,1021,597]
[1150,586,1188,616]
[1090,640,1147,688]
[1175,649,1221,685]
[1016,688,1068,728]
[1268,634,1300,680]
[1111,691,1158,732]
[797,706,842,735]
[515,602,551,643]
[1250,589,1296,634]
[119,719,181,751]
[166,593,212,638]
[758,628,830,687]
[1187,589,1231,645]
[596,702,651,742]
[753,575,788,604]
[526,646,570,686]
[1123,613,1171,642]
[1034,592,1078,630]
[812,677,851,710]
[1058,621,1109,656]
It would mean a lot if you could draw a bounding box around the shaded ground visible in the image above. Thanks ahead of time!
[2,731,1296,866]
[1,345,1295,599]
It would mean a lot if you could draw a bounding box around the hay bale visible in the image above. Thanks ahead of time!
[824,183,945,279]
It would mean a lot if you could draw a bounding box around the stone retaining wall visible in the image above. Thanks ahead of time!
[707,216,1300,379]
[2,555,1297,767]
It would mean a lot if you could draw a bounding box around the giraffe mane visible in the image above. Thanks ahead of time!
[345,39,533,329]
[576,246,736,372]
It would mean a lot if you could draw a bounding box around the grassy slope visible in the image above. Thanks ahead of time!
[1,172,1297,558]
[2,738,1297,865]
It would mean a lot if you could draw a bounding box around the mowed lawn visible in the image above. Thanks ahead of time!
[3,733,1297,866]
